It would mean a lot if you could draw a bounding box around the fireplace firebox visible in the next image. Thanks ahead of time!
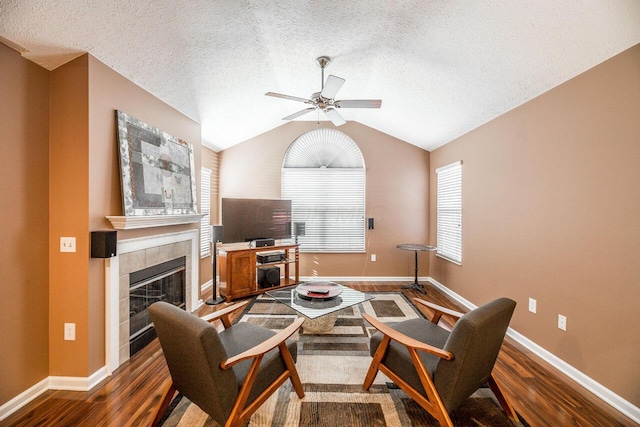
[129,256,186,356]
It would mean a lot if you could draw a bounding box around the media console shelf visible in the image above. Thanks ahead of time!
[217,242,299,302]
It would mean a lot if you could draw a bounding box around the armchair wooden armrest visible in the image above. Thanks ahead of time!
[413,298,465,325]
[200,300,249,329]
[150,300,305,427]
[363,298,519,426]
[221,317,305,369]
[220,317,305,423]
[363,313,453,361]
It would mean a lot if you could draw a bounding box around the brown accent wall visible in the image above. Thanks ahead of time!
[49,55,91,376]
[48,53,204,377]
[429,44,640,406]
[0,43,50,405]
[219,122,431,278]
[2,47,205,402]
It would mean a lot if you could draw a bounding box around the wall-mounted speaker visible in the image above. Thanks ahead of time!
[91,230,117,258]
[368,218,375,230]
[258,266,280,288]
[294,222,306,236]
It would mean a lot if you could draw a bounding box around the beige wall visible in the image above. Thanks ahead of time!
[0,43,50,405]
[430,44,640,406]
[219,121,431,278]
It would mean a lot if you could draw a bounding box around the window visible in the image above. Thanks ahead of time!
[200,167,212,257]
[436,161,462,264]
[282,129,365,253]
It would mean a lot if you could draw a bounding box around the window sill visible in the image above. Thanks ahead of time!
[436,253,462,266]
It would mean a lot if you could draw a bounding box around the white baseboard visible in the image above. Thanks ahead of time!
[0,366,109,421]
[300,276,426,282]
[0,377,49,421]
[49,366,109,391]
[426,276,640,424]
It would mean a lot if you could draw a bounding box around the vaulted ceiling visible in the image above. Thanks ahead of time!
[2,1,639,152]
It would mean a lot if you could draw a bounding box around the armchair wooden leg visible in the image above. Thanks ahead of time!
[226,357,264,427]
[151,381,177,427]
[488,374,518,421]
[279,342,305,398]
[363,336,390,390]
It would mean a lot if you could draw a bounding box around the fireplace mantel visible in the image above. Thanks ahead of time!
[106,214,204,230]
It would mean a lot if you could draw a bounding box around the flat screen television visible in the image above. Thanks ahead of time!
[221,198,292,243]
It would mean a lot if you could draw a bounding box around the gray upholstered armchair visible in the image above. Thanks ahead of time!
[149,300,304,427]
[363,297,518,427]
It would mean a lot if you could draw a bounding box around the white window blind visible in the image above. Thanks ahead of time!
[282,168,365,253]
[436,161,462,264]
[200,167,212,257]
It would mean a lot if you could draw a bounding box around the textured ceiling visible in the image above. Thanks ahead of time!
[2,1,639,152]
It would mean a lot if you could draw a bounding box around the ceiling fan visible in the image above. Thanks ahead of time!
[265,56,382,126]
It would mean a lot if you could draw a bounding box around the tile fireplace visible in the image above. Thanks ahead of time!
[104,229,200,373]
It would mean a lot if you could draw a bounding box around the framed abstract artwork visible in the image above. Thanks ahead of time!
[116,111,198,216]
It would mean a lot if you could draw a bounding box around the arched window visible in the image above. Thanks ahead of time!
[282,128,365,253]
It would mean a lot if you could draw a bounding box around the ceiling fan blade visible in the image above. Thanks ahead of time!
[324,108,346,126]
[283,107,316,121]
[266,92,311,103]
[335,99,382,108]
[321,75,345,99]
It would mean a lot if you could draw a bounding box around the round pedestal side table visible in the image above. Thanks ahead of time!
[396,244,437,294]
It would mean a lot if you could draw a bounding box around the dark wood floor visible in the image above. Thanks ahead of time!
[3,282,635,426]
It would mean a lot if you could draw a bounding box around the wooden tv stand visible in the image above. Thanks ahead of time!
[217,242,299,302]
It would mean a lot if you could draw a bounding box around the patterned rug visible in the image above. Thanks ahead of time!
[160,292,526,426]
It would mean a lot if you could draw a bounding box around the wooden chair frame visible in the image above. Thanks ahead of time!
[363,298,518,427]
[152,300,305,427]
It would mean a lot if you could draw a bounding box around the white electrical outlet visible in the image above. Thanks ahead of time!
[528,298,537,314]
[64,323,76,340]
[371,254,377,262]
[558,315,567,331]
[60,237,76,253]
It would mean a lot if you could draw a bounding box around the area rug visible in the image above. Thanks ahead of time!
[160,292,526,426]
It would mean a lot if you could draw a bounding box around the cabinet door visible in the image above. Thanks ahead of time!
[229,252,256,295]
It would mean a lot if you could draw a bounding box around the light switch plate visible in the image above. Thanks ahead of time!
[60,237,76,253]
[558,314,567,331]
[64,323,76,340]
